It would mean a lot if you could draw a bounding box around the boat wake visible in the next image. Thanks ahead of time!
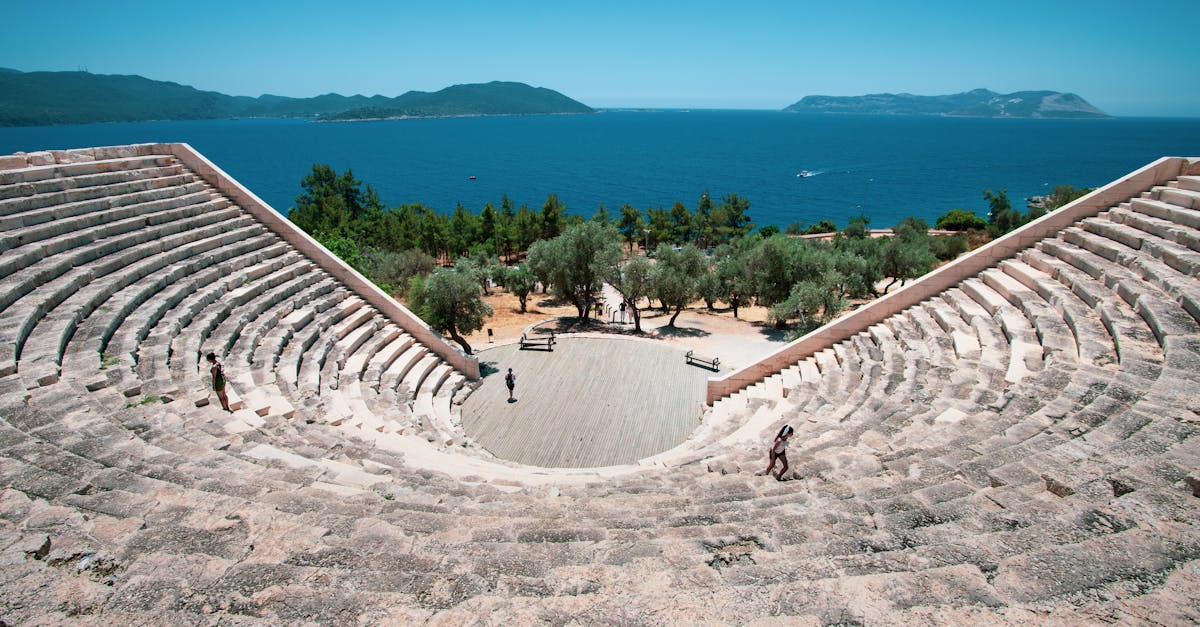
[797,161,884,178]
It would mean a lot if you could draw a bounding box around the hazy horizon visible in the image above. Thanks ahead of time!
[2,0,1197,117]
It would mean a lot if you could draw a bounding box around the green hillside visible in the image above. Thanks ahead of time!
[323,81,596,120]
[0,69,594,126]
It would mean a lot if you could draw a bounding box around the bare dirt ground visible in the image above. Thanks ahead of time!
[461,288,788,371]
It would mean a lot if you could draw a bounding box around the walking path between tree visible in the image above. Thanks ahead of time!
[463,286,791,371]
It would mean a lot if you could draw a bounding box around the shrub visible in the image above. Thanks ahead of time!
[930,234,969,261]
[935,209,987,231]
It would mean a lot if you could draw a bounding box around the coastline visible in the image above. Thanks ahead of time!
[314,111,595,123]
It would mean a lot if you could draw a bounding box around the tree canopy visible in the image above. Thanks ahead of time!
[605,254,654,332]
[283,164,1073,342]
[407,264,493,355]
[653,244,708,327]
[533,222,623,319]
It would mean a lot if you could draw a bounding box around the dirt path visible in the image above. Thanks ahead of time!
[459,288,789,371]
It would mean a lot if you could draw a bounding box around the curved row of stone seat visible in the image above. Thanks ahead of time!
[0,154,504,577]
[696,176,1200,609]
[0,150,860,618]
[1,372,1192,624]
[669,172,1197,599]
[2,147,1197,622]
[0,194,240,378]
[0,151,466,479]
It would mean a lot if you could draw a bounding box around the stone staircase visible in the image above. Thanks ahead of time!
[0,145,1197,624]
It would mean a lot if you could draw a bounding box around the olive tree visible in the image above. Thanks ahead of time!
[505,264,536,313]
[408,264,493,355]
[653,243,707,327]
[540,222,623,320]
[771,275,846,334]
[605,254,654,333]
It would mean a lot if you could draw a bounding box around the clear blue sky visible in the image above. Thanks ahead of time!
[3,0,1196,116]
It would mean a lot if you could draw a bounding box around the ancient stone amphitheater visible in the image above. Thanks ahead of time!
[0,144,1197,624]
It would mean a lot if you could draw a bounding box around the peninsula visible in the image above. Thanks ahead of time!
[784,88,1110,118]
[0,68,594,126]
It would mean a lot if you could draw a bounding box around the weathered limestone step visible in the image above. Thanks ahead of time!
[1172,175,1200,193]
[923,300,981,360]
[249,285,344,388]
[992,526,1200,603]
[226,272,334,370]
[941,288,1008,370]
[999,258,1118,369]
[341,325,400,385]
[1085,215,1200,277]
[302,309,379,399]
[0,154,178,187]
[1129,197,1200,230]
[18,222,269,387]
[68,235,287,376]
[108,239,288,376]
[958,278,1042,384]
[0,187,219,256]
[798,357,820,383]
[241,443,388,491]
[0,168,193,218]
[0,161,184,207]
[1109,205,1200,255]
[139,249,301,386]
[411,362,454,442]
[396,353,441,417]
[1155,185,1200,211]
[981,268,1077,364]
[375,343,430,413]
[361,332,414,392]
[1044,236,1200,346]
[286,297,368,398]
[778,364,802,391]
[203,260,321,359]
[0,198,239,316]
[0,175,203,233]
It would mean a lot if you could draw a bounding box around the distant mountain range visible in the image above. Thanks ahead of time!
[0,68,594,126]
[784,88,1110,118]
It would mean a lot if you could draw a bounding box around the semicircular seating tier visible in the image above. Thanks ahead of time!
[0,144,1197,624]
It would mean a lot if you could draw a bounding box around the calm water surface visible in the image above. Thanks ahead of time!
[1,111,1197,229]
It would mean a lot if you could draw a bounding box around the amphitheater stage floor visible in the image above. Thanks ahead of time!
[462,336,713,468]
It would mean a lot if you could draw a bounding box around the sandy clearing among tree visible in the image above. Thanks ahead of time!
[457,287,789,369]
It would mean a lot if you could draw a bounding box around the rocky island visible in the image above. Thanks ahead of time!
[319,81,594,121]
[0,68,593,126]
[784,88,1110,118]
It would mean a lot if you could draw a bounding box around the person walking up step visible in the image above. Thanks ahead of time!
[762,424,793,481]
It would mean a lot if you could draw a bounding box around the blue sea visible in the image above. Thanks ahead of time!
[1,111,1197,229]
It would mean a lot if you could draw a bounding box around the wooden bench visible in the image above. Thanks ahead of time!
[686,350,719,370]
[520,330,556,351]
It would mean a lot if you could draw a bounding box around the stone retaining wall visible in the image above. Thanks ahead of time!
[707,156,1199,404]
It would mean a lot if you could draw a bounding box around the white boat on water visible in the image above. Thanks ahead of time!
[796,170,814,178]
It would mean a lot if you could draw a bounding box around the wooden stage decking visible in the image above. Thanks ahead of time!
[462,336,714,468]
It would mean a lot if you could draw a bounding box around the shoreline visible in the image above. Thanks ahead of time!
[314,111,594,123]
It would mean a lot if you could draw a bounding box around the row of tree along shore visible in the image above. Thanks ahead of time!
[288,164,1089,354]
